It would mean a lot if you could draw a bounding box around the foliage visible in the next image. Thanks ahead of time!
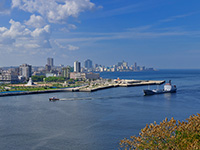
[120,114,200,150]
[32,75,46,82]
[2,86,56,92]
[52,83,63,87]
[45,76,66,82]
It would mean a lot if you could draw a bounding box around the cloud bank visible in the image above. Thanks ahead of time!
[12,0,96,23]
[0,19,51,51]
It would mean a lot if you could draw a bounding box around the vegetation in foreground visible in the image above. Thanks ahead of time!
[120,114,200,150]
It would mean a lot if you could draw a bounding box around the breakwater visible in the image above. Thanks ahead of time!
[0,89,67,97]
[0,79,165,97]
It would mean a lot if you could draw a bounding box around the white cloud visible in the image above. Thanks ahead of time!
[0,0,11,15]
[11,0,21,8]
[0,19,52,52]
[0,9,11,15]
[25,14,46,28]
[54,40,79,50]
[12,0,96,23]
[67,44,79,51]
[59,24,77,32]
[68,24,77,30]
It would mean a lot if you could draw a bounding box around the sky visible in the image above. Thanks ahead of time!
[0,0,200,69]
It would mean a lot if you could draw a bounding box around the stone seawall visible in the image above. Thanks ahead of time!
[0,80,165,97]
[0,89,67,97]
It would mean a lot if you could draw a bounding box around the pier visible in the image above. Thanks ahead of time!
[0,79,165,97]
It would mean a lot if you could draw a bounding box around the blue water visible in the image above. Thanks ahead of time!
[0,69,200,150]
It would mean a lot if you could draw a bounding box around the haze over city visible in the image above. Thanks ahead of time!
[0,0,200,69]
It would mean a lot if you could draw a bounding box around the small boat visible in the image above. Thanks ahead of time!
[143,80,177,96]
[49,97,59,101]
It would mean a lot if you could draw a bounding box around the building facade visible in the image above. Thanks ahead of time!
[84,59,93,69]
[0,71,19,83]
[19,64,32,80]
[61,66,71,79]
[70,72,100,80]
[74,61,81,72]
[47,58,54,67]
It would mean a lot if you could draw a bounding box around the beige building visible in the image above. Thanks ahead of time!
[70,72,100,80]
[0,71,19,83]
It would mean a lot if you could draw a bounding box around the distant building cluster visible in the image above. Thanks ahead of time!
[0,58,155,84]
[82,60,155,72]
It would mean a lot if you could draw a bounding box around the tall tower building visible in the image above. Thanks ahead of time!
[62,66,71,79]
[84,59,93,69]
[74,61,81,72]
[19,64,32,80]
[134,62,137,71]
[47,58,54,67]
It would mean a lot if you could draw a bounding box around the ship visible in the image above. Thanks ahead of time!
[143,80,177,96]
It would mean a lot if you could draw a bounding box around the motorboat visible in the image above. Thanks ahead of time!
[143,80,177,96]
[49,97,59,101]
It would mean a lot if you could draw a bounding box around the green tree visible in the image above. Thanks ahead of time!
[120,114,200,150]
[45,76,66,82]
[32,75,45,82]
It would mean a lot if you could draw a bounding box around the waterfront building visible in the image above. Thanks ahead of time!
[0,71,19,84]
[111,67,116,72]
[19,64,32,80]
[70,72,100,80]
[123,61,128,67]
[47,58,54,67]
[70,72,85,80]
[85,72,100,80]
[74,61,81,72]
[84,59,93,69]
[61,66,71,79]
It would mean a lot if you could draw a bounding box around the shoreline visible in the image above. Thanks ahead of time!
[0,80,165,97]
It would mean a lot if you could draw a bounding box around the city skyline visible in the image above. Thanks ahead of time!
[0,0,200,69]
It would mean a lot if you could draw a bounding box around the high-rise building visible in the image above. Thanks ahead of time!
[47,58,54,67]
[62,66,71,79]
[84,59,93,69]
[45,64,51,72]
[74,61,81,72]
[134,62,137,71]
[19,64,32,80]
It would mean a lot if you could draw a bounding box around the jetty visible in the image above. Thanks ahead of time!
[0,79,165,97]
[78,79,165,92]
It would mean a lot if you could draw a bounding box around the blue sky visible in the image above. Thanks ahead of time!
[0,0,200,69]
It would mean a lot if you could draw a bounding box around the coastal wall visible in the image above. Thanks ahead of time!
[0,80,165,97]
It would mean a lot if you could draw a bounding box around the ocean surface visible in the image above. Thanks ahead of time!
[0,69,200,150]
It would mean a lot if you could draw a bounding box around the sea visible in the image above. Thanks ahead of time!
[0,69,200,150]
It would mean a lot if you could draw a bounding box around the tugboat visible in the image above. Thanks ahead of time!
[143,80,177,96]
[49,97,59,101]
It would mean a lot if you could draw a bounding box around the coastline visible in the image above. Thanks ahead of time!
[0,79,165,97]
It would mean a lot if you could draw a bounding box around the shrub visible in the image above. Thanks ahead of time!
[120,114,200,150]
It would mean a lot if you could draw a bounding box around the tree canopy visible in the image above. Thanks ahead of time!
[120,114,200,150]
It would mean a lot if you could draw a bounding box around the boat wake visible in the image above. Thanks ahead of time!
[59,97,94,101]
[59,94,141,101]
